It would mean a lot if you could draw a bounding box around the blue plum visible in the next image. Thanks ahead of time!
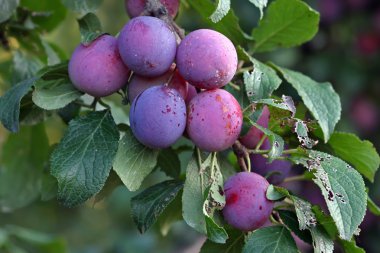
[118,16,177,77]
[130,85,186,148]
[176,29,238,90]
[68,35,129,97]
[240,105,270,149]
[186,89,242,152]
[223,172,274,231]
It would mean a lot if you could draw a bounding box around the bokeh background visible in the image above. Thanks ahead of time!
[0,0,379,252]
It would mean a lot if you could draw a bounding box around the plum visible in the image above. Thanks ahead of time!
[185,84,197,104]
[186,89,242,152]
[223,172,274,231]
[125,0,179,18]
[128,68,188,102]
[176,29,238,90]
[68,35,129,97]
[118,16,177,77]
[130,85,186,149]
[250,139,292,184]
[240,105,270,149]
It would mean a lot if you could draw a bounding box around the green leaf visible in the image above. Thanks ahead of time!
[51,110,119,207]
[312,205,338,239]
[157,148,181,179]
[0,124,49,212]
[243,226,298,253]
[131,180,183,233]
[186,0,250,45]
[272,65,341,142]
[78,12,103,46]
[368,196,380,216]
[210,0,230,23]
[294,119,317,149]
[41,39,61,66]
[20,0,67,31]
[157,191,182,236]
[113,127,158,191]
[33,79,82,110]
[0,78,36,132]
[11,51,43,84]
[266,184,288,201]
[182,155,208,234]
[278,210,312,244]
[93,171,122,204]
[0,0,19,23]
[252,0,319,52]
[238,47,282,99]
[61,0,103,13]
[205,216,228,244]
[304,151,367,240]
[328,132,380,182]
[40,174,58,201]
[248,0,268,19]
[339,239,365,253]
[245,119,284,161]
[200,229,244,253]
[257,96,296,116]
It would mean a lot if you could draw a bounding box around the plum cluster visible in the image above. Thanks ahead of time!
[68,0,275,232]
[69,11,241,151]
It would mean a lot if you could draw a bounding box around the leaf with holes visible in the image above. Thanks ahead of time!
[51,110,119,207]
[113,127,158,191]
[131,180,183,233]
[248,0,268,19]
[328,132,380,182]
[304,151,367,240]
[295,120,318,149]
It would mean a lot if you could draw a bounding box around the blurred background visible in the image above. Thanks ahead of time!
[0,0,379,252]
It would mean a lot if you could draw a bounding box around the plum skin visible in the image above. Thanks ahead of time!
[240,105,270,149]
[130,85,186,149]
[118,16,177,77]
[176,29,238,90]
[250,139,292,184]
[128,68,188,102]
[186,89,242,152]
[125,0,179,18]
[68,35,129,97]
[223,172,274,231]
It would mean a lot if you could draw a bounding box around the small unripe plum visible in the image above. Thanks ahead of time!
[128,68,188,102]
[240,105,270,149]
[118,16,177,77]
[125,0,179,18]
[223,172,274,231]
[130,85,186,149]
[250,139,291,184]
[187,89,242,152]
[68,35,129,97]
[176,29,238,89]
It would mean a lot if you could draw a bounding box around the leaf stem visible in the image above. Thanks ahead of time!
[236,66,254,74]
[283,174,308,183]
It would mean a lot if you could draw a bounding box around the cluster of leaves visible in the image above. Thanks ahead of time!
[0,0,380,252]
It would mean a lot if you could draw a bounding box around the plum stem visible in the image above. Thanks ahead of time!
[236,66,254,75]
[143,0,185,40]
[98,99,111,109]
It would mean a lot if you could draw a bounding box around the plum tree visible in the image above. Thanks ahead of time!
[118,16,177,77]
[130,85,186,149]
[250,139,292,184]
[176,29,238,90]
[125,0,179,18]
[128,67,188,102]
[239,105,270,149]
[68,35,129,97]
[186,89,242,152]
[223,172,274,231]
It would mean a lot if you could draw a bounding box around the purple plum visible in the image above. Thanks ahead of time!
[130,85,186,149]
[186,89,242,152]
[176,29,238,90]
[68,35,129,97]
[240,105,270,149]
[118,16,177,77]
[223,172,274,231]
